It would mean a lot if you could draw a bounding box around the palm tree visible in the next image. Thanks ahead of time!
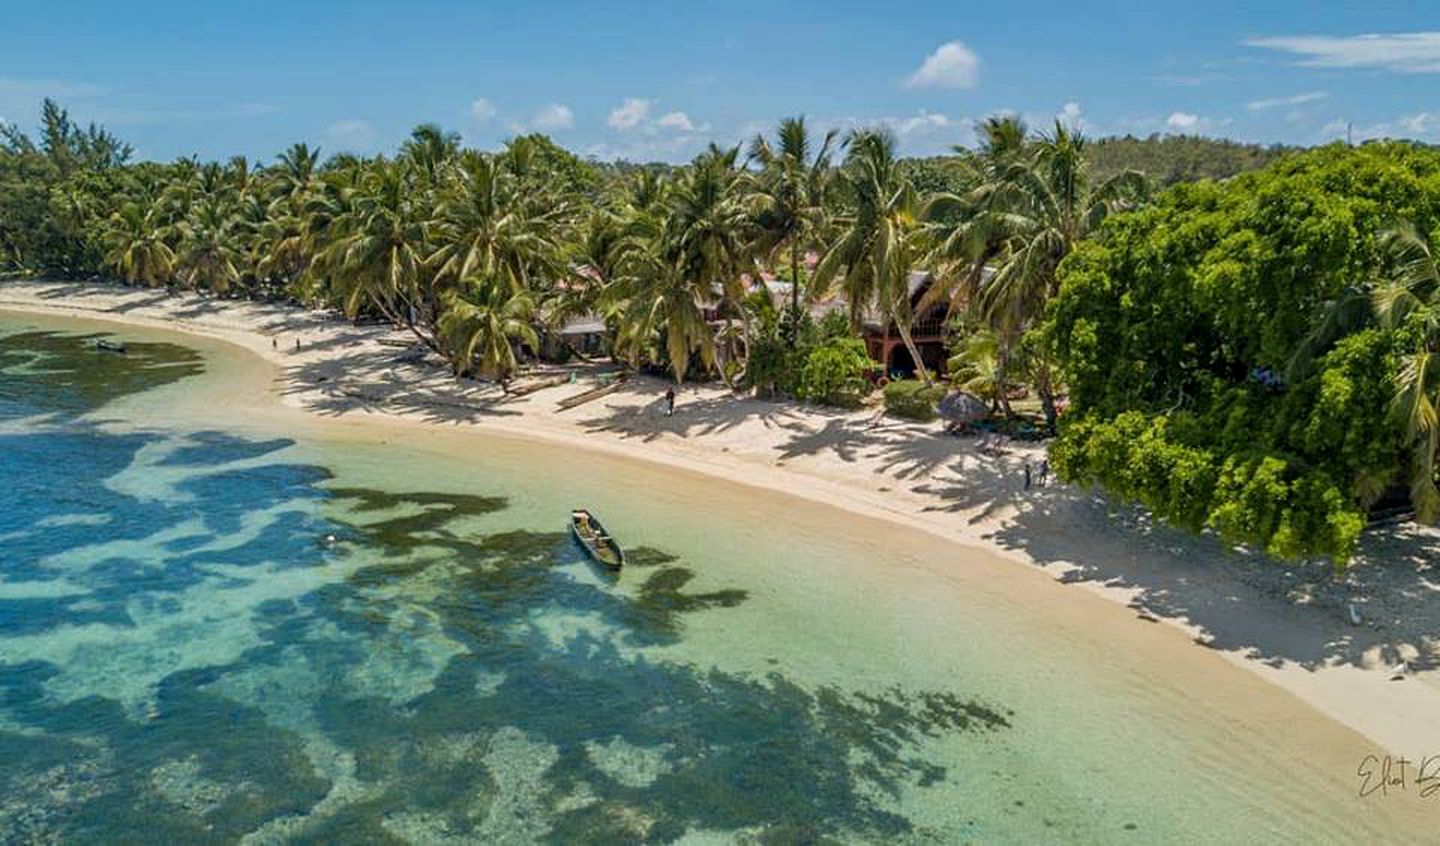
[814,129,935,385]
[317,161,432,344]
[926,120,1146,423]
[1371,222,1440,522]
[437,275,539,389]
[101,201,175,286]
[174,199,242,293]
[747,117,836,345]
[610,244,717,383]
[427,151,566,297]
[607,147,748,384]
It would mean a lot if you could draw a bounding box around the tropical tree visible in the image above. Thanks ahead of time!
[427,151,567,296]
[437,275,539,388]
[174,199,242,293]
[101,201,175,286]
[1369,223,1440,521]
[926,120,1145,424]
[316,161,433,343]
[747,116,836,345]
[814,129,934,385]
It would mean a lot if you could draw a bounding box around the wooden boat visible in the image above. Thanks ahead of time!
[95,339,127,354]
[570,509,625,570]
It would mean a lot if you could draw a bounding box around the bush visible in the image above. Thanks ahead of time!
[797,337,875,408]
[883,380,944,421]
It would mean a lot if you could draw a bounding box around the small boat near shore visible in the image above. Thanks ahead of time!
[570,509,625,570]
[95,339,127,354]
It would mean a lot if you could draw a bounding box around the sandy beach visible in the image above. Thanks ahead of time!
[5,277,1440,766]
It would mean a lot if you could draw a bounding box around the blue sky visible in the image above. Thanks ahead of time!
[2,2,1437,162]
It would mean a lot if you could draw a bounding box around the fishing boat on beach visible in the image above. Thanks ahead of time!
[95,339,126,354]
[570,509,625,570]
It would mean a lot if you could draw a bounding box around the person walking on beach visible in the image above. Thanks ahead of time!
[294,338,300,351]
[1023,462,1032,491]
[665,387,676,417]
[271,337,277,350]
[1038,459,1050,488]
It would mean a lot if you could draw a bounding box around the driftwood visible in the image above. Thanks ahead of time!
[556,374,628,411]
[507,373,570,397]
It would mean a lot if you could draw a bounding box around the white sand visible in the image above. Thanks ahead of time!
[5,278,1440,761]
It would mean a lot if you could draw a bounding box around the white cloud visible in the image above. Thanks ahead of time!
[325,119,377,153]
[1151,111,1233,136]
[813,111,968,154]
[1401,113,1436,135]
[1247,32,1440,73]
[887,111,951,136]
[1331,112,1440,142]
[655,110,698,132]
[1057,101,1085,129]
[1166,112,1200,130]
[905,40,980,89]
[1245,91,1329,111]
[608,98,651,131]
[470,98,497,121]
[531,103,574,131]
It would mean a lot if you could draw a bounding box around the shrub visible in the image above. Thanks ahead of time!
[883,380,944,421]
[797,337,875,408]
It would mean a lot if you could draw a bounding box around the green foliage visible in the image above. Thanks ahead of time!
[744,307,864,406]
[1048,142,1440,566]
[883,380,945,421]
[797,336,876,407]
[1087,134,1289,186]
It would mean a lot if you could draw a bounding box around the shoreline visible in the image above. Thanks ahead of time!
[5,278,1440,761]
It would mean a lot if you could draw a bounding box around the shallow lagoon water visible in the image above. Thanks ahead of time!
[0,313,1421,843]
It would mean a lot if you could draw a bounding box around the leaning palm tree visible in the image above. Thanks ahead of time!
[316,161,433,345]
[437,275,539,389]
[747,116,836,345]
[814,129,935,385]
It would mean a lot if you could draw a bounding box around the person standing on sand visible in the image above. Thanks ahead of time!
[1039,459,1050,488]
[295,338,300,351]
[271,337,277,350]
[665,387,676,417]
[1023,462,1032,491]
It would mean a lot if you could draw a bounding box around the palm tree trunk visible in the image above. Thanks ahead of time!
[789,241,801,348]
[894,318,933,387]
[995,345,1015,418]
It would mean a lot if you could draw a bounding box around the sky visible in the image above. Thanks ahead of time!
[1,1,1438,163]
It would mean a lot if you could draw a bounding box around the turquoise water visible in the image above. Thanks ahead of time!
[0,315,1419,843]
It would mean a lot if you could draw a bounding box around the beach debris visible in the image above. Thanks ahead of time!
[1192,633,1217,648]
[1348,602,1363,626]
[1135,607,1160,623]
[1390,661,1408,681]
[507,373,568,397]
[556,374,628,411]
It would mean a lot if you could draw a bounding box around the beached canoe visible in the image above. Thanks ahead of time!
[570,509,625,570]
[95,339,127,354]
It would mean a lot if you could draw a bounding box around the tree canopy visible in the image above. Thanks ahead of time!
[1047,142,1440,565]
